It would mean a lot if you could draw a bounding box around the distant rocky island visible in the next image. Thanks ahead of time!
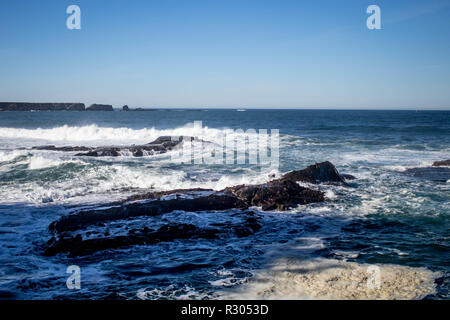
[0,102,113,111]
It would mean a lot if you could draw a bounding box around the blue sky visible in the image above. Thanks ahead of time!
[0,0,449,109]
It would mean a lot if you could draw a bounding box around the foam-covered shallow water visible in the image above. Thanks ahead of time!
[0,110,448,299]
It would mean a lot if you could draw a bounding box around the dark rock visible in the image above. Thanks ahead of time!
[32,145,92,152]
[48,162,348,234]
[432,160,450,167]
[0,102,85,111]
[44,219,263,256]
[74,136,189,157]
[126,188,214,202]
[42,161,351,256]
[403,167,450,182]
[49,193,248,233]
[225,178,324,211]
[86,104,113,111]
[340,174,357,181]
[0,290,17,299]
[122,105,129,111]
[281,161,347,185]
[31,136,191,157]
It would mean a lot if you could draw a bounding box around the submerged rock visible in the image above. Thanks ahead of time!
[44,216,262,257]
[340,174,356,181]
[403,167,450,182]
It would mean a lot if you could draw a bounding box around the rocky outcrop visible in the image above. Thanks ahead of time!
[86,104,113,111]
[42,161,350,256]
[226,179,324,211]
[0,102,85,111]
[31,136,191,157]
[75,136,190,157]
[432,160,450,167]
[49,192,249,233]
[48,161,343,234]
[281,161,349,185]
[122,105,129,111]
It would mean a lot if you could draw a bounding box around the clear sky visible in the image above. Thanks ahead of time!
[0,0,449,109]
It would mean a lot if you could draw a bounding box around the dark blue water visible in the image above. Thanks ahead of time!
[0,110,448,299]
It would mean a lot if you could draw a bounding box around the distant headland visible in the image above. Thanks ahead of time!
[0,102,113,111]
[0,102,167,111]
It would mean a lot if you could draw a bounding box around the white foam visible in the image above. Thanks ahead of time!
[0,150,28,162]
[0,123,266,148]
[27,155,81,170]
[221,257,439,300]
[0,158,279,204]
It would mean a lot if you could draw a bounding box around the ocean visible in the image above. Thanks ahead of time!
[0,109,448,299]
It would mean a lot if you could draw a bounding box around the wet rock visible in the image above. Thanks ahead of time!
[48,162,349,234]
[49,193,248,233]
[432,160,450,167]
[122,105,129,111]
[126,188,214,202]
[32,145,92,152]
[340,174,357,181]
[74,136,191,157]
[43,161,351,256]
[31,136,194,157]
[225,178,324,211]
[44,218,263,256]
[281,161,347,185]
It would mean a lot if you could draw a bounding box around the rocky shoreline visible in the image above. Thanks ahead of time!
[43,161,354,257]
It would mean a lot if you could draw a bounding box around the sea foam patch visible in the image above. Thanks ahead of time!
[221,257,439,300]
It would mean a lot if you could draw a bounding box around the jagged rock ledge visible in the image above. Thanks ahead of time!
[43,161,355,256]
[32,136,192,157]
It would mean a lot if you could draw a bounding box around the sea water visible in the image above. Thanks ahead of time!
[0,109,448,299]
